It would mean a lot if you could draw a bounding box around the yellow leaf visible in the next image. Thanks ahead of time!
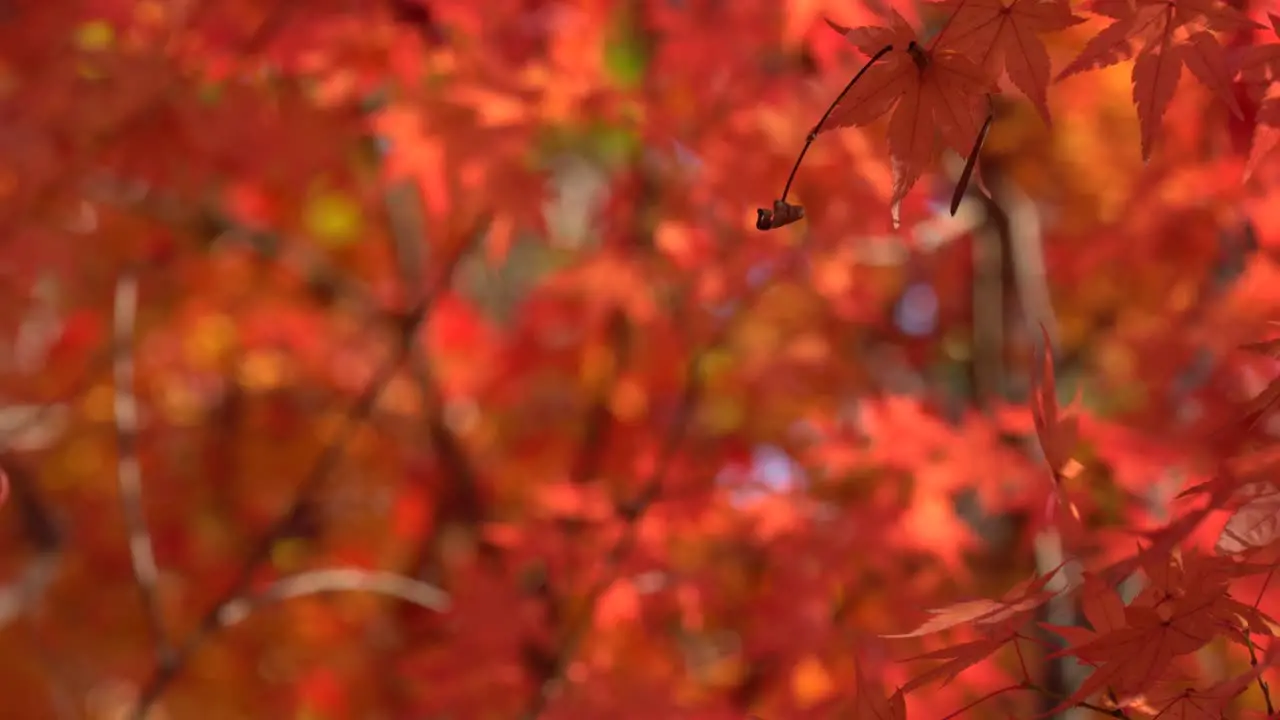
[791,654,835,708]
[696,350,735,384]
[303,191,363,248]
[74,20,115,52]
[271,538,307,571]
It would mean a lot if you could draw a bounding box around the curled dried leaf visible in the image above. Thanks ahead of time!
[756,199,805,231]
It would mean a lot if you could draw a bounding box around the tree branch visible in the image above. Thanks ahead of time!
[128,215,485,720]
[378,179,488,582]
[217,567,449,627]
[0,458,61,628]
[1247,632,1275,715]
[113,271,173,667]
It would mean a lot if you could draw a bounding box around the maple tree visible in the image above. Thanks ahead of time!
[3,0,1280,718]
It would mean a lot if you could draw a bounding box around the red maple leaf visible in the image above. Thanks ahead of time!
[1235,11,1280,97]
[928,0,1084,122]
[883,567,1063,693]
[1058,0,1260,159]
[824,12,994,222]
[1047,551,1276,714]
[1041,573,1125,666]
[1121,664,1275,720]
[853,660,907,720]
[1046,604,1215,713]
[1235,14,1280,178]
[1028,325,1086,544]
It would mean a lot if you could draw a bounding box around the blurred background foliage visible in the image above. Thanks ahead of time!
[1,0,1280,718]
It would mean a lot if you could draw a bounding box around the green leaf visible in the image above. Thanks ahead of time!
[591,123,640,167]
[603,9,648,90]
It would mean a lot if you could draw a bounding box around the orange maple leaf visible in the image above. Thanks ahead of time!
[824,12,994,221]
[928,0,1084,122]
[1058,0,1259,159]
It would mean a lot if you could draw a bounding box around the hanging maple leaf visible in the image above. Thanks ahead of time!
[928,0,1084,122]
[1235,11,1280,98]
[824,12,995,222]
[1058,0,1260,159]
[1235,14,1280,178]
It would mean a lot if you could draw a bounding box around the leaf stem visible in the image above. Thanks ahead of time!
[1025,681,1129,719]
[1247,632,1275,715]
[950,101,994,215]
[941,683,1028,719]
[778,43,894,203]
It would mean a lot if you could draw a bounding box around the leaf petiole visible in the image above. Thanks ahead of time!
[756,43,894,231]
[949,97,995,216]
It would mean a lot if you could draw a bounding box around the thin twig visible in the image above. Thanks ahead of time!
[941,683,1028,720]
[779,44,894,204]
[378,178,487,584]
[0,458,71,715]
[758,44,894,230]
[217,567,449,627]
[113,271,173,667]
[568,310,629,486]
[1024,681,1129,719]
[0,458,61,629]
[1247,633,1276,715]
